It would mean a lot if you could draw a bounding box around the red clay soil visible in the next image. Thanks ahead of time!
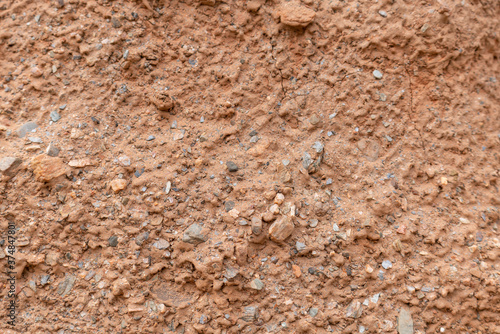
[0,0,499,333]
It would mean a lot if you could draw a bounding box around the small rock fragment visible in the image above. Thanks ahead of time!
[309,308,318,317]
[57,275,76,296]
[269,215,295,242]
[292,264,302,278]
[135,232,149,246]
[50,111,61,122]
[46,143,60,157]
[68,158,95,167]
[31,155,68,182]
[345,300,363,319]
[397,308,414,334]
[249,278,264,290]
[251,217,263,235]
[280,2,316,27]
[382,260,393,269]
[241,306,258,322]
[182,223,208,245]
[17,121,38,138]
[153,239,170,250]
[296,241,307,252]
[226,161,238,172]
[118,156,131,166]
[274,193,285,205]
[0,157,22,176]
[108,236,119,247]
[110,179,127,193]
[373,70,383,79]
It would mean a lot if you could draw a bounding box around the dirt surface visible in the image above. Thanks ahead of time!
[0,0,499,333]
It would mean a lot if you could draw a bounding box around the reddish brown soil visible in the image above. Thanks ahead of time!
[0,0,499,333]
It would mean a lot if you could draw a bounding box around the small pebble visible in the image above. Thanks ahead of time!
[378,10,387,17]
[146,135,155,141]
[50,111,61,122]
[108,236,118,247]
[226,161,238,172]
[382,260,392,269]
[373,70,383,79]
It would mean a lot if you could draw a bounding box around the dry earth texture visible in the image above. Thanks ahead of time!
[0,0,499,333]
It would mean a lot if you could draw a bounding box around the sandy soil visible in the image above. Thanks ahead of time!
[0,0,499,333]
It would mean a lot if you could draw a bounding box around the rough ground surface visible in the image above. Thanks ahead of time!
[0,0,499,333]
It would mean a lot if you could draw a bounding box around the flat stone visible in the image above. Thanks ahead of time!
[153,239,170,250]
[397,308,414,334]
[182,223,208,245]
[68,158,95,167]
[280,2,316,27]
[28,136,43,143]
[57,275,76,296]
[0,157,22,175]
[17,121,38,138]
[31,154,69,182]
[249,278,264,290]
[269,215,295,242]
[118,155,131,166]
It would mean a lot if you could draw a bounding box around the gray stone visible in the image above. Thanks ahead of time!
[226,161,238,172]
[57,275,76,296]
[312,141,324,153]
[224,267,239,280]
[0,157,22,175]
[135,232,149,246]
[41,275,50,286]
[296,241,307,252]
[182,223,208,244]
[108,236,118,247]
[225,201,235,212]
[379,10,387,17]
[249,278,264,290]
[46,143,60,157]
[146,135,155,141]
[309,308,318,317]
[302,151,312,169]
[17,121,38,138]
[50,111,61,122]
[373,70,383,79]
[397,308,414,334]
[153,239,170,250]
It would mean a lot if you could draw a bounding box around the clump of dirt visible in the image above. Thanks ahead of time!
[0,0,499,333]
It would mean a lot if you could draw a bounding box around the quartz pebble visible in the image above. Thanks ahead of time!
[373,70,383,79]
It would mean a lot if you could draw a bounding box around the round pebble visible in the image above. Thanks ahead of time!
[373,70,383,79]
